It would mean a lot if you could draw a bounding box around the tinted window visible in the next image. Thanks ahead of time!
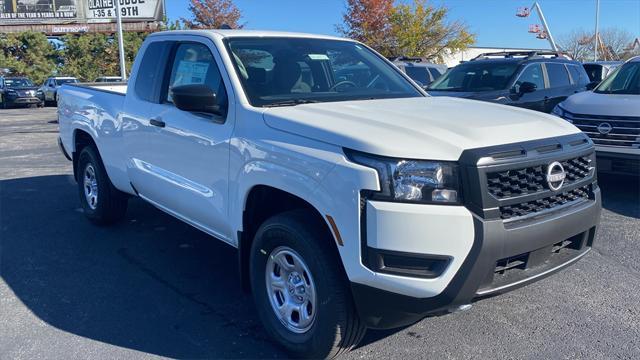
[135,41,171,102]
[515,64,545,90]
[166,42,228,114]
[5,78,34,87]
[546,63,571,87]
[567,65,589,85]
[227,37,422,107]
[427,67,442,81]
[404,67,429,84]
[429,62,519,92]
[583,64,602,82]
[55,79,77,85]
[595,62,640,95]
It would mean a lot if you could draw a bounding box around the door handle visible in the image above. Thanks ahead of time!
[149,118,165,128]
[544,96,550,102]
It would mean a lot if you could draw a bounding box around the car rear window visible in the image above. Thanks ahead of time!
[404,67,430,84]
[546,63,571,87]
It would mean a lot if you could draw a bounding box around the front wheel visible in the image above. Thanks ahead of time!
[77,146,128,225]
[250,210,366,359]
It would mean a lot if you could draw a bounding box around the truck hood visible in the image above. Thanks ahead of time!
[560,91,639,117]
[263,97,580,160]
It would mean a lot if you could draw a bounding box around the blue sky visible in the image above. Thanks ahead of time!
[166,0,640,49]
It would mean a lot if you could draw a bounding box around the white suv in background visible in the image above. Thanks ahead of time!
[553,57,640,176]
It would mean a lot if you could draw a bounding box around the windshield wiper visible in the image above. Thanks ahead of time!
[263,99,320,107]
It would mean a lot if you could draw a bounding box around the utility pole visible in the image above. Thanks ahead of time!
[594,0,600,61]
[115,0,127,80]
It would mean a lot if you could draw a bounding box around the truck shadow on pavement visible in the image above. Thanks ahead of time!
[1,173,637,357]
[597,173,640,219]
[0,175,284,359]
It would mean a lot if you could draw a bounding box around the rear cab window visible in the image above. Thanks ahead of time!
[134,41,172,103]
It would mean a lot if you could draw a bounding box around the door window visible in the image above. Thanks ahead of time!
[546,63,571,88]
[166,42,228,116]
[515,63,545,90]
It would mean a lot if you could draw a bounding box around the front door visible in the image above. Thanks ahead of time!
[511,63,548,112]
[129,41,235,241]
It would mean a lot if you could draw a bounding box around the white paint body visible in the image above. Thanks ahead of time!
[57,30,584,299]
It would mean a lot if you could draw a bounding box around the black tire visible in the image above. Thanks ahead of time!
[250,210,366,359]
[77,145,128,225]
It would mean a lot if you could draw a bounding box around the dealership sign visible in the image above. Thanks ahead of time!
[0,0,163,24]
[87,0,159,22]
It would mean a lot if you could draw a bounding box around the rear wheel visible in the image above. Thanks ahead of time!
[250,210,366,359]
[77,146,128,225]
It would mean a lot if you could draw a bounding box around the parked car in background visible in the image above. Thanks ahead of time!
[41,76,79,106]
[58,30,602,358]
[0,77,44,108]
[94,76,123,83]
[390,56,446,88]
[553,57,639,176]
[582,61,623,83]
[427,51,590,113]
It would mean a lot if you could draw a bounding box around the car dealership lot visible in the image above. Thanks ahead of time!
[1,107,639,359]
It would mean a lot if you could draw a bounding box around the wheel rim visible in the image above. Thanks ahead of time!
[265,246,317,334]
[83,164,99,210]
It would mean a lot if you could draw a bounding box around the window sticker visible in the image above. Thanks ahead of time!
[174,61,210,86]
[308,54,330,61]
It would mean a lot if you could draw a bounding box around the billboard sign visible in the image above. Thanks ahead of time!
[0,0,162,24]
[0,0,78,20]
[86,0,160,22]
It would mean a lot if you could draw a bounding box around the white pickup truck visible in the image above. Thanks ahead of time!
[58,30,602,358]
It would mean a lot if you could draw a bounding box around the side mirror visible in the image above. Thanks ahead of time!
[586,81,599,90]
[518,81,537,94]
[171,84,222,115]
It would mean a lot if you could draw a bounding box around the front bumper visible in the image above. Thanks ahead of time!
[6,96,43,106]
[352,188,601,329]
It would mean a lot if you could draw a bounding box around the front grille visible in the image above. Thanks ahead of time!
[499,185,590,220]
[567,112,640,148]
[486,156,592,199]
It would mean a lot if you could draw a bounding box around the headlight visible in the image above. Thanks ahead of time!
[6,89,17,95]
[346,150,461,204]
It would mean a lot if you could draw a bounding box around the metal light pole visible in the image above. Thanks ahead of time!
[594,0,600,61]
[115,0,127,80]
[531,2,558,51]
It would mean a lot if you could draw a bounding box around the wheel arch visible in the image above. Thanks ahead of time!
[238,184,344,293]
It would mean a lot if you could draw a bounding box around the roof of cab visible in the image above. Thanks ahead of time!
[148,29,348,42]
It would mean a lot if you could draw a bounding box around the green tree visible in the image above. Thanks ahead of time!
[389,0,475,62]
[0,31,57,84]
[337,0,475,61]
[61,32,149,81]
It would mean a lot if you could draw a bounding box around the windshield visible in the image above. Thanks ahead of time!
[594,62,640,95]
[56,79,78,85]
[5,78,34,87]
[428,62,519,92]
[226,37,422,107]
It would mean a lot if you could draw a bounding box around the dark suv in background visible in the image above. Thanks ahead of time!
[0,77,44,108]
[427,51,591,113]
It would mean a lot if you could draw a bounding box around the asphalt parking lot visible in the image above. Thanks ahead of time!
[1,107,639,359]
